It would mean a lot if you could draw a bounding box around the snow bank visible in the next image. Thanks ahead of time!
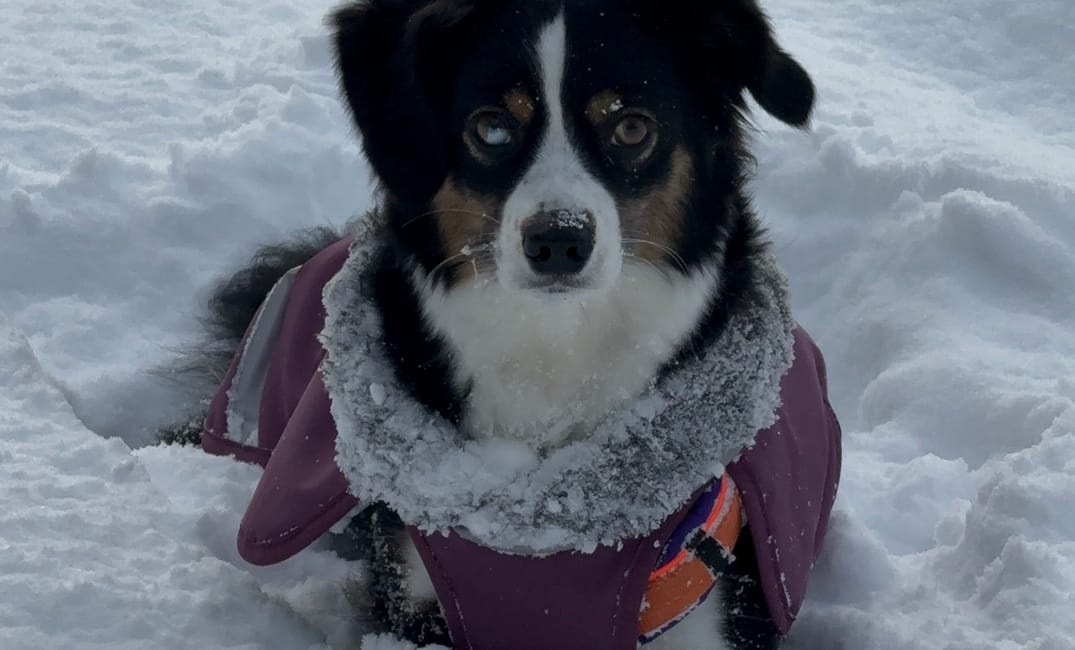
[0,0,375,446]
[0,319,362,649]
[1,0,1073,648]
[755,1,1075,646]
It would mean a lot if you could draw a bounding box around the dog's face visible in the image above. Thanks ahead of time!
[333,0,813,295]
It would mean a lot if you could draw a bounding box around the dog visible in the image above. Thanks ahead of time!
[173,1,835,648]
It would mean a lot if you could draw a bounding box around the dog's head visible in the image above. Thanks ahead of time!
[332,0,813,294]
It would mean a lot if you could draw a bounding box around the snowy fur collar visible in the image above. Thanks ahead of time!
[320,223,795,555]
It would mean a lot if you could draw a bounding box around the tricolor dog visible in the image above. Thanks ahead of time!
[178,1,842,648]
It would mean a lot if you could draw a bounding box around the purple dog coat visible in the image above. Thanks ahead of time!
[202,236,842,646]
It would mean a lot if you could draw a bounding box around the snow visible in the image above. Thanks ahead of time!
[1,0,1073,648]
[0,321,362,650]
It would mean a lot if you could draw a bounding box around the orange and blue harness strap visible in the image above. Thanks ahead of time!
[639,473,743,643]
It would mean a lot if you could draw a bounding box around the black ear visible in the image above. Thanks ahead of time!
[728,0,815,128]
[706,0,815,127]
[652,0,815,128]
[331,1,474,200]
[747,41,814,127]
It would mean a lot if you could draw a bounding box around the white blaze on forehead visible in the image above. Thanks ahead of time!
[497,12,622,291]
[538,12,568,150]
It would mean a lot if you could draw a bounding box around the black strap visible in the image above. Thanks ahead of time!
[687,529,735,576]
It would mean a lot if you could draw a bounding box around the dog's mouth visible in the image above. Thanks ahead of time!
[518,275,595,295]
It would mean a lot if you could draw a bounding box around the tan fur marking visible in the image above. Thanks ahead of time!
[504,89,536,125]
[431,178,500,284]
[586,90,623,125]
[621,147,693,267]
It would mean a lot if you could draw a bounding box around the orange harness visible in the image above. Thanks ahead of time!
[640,473,743,642]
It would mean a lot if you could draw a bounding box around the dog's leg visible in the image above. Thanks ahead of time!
[718,527,781,650]
[342,504,451,647]
[647,524,780,650]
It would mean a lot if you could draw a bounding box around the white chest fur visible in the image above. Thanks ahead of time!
[416,263,719,450]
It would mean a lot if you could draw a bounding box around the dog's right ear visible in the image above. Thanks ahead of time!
[331,1,475,202]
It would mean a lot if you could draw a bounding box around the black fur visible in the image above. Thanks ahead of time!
[332,0,811,283]
[332,0,474,204]
[367,241,467,424]
[199,226,344,381]
[629,0,815,127]
[721,528,782,650]
[667,203,771,376]
[157,226,344,447]
[337,504,454,646]
[157,412,209,447]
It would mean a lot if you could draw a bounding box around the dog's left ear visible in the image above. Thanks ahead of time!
[712,0,815,127]
[744,30,814,127]
[652,0,815,127]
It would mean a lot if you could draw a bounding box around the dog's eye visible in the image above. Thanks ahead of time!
[471,110,515,148]
[611,115,651,148]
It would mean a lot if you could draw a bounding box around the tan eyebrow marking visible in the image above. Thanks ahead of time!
[586,90,624,125]
[504,88,536,125]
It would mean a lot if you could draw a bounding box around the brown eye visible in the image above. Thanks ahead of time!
[612,115,651,147]
[471,110,515,147]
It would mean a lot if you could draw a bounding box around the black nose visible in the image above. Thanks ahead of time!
[522,211,596,275]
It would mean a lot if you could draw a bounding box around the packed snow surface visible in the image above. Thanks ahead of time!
[1,0,1073,648]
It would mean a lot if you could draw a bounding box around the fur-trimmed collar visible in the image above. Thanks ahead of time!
[320,219,796,555]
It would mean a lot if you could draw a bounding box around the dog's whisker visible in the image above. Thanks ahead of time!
[424,253,470,287]
[421,238,501,288]
[622,252,667,277]
[621,236,689,266]
[621,238,690,273]
[402,208,501,231]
